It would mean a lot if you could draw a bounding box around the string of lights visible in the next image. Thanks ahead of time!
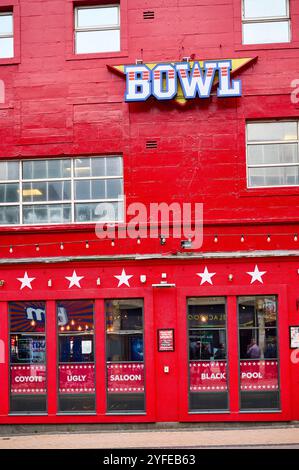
[1,232,299,252]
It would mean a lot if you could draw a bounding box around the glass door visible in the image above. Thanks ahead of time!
[105,299,145,413]
[238,295,280,411]
[187,297,228,411]
[185,294,281,415]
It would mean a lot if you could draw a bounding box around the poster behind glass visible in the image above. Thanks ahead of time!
[10,301,47,413]
[57,300,95,413]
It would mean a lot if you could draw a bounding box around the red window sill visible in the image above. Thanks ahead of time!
[239,187,299,198]
[66,51,128,61]
[235,41,299,52]
[0,58,20,66]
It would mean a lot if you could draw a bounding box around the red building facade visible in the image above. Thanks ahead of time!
[0,0,299,424]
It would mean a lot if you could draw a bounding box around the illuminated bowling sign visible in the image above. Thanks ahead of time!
[109,58,255,104]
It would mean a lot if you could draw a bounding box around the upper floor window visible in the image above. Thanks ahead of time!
[0,156,124,225]
[0,11,13,58]
[246,121,299,188]
[242,0,290,45]
[74,4,120,54]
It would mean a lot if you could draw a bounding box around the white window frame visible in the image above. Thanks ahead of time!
[246,120,299,189]
[74,4,120,54]
[0,156,124,226]
[0,11,14,58]
[242,0,291,45]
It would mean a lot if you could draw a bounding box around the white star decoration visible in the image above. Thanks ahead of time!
[17,272,36,290]
[114,269,133,287]
[13,266,270,289]
[197,266,216,285]
[247,265,266,284]
[65,270,84,288]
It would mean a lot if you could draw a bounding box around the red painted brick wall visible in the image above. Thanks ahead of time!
[0,0,298,252]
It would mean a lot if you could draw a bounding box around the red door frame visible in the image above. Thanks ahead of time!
[0,287,156,424]
[177,284,291,422]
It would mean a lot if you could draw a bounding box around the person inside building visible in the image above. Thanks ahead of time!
[246,338,261,359]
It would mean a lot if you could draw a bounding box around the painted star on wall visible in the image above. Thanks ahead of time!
[17,272,36,290]
[197,267,216,285]
[114,269,133,287]
[65,270,84,288]
[247,265,266,284]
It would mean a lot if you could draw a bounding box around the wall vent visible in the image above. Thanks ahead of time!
[143,11,155,20]
[146,140,158,149]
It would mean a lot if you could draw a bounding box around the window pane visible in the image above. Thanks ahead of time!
[23,160,46,180]
[77,6,119,28]
[248,166,299,187]
[0,37,13,58]
[10,301,47,414]
[243,21,289,44]
[106,157,122,176]
[23,160,71,180]
[188,297,226,329]
[0,161,19,180]
[247,122,297,142]
[92,180,106,199]
[106,299,145,413]
[0,206,19,224]
[91,157,105,177]
[0,183,19,203]
[57,300,95,413]
[239,296,277,328]
[75,180,106,200]
[0,14,13,34]
[239,328,278,360]
[75,200,123,222]
[23,204,71,224]
[247,144,298,165]
[74,157,122,177]
[48,159,71,179]
[22,182,71,202]
[74,158,91,177]
[75,180,91,200]
[189,329,227,360]
[75,29,120,54]
[243,0,288,19]
[106,179,123,198]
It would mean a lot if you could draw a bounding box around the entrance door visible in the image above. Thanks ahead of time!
[186,295,280,415]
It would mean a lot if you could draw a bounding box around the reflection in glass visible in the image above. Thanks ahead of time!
[106,299,145,412]
[57,300,95,413]
[9,301,47,413]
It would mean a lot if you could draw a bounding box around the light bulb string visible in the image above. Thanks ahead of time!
[2,231,299,251]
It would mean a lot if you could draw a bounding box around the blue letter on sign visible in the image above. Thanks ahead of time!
[124,65,152,102]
